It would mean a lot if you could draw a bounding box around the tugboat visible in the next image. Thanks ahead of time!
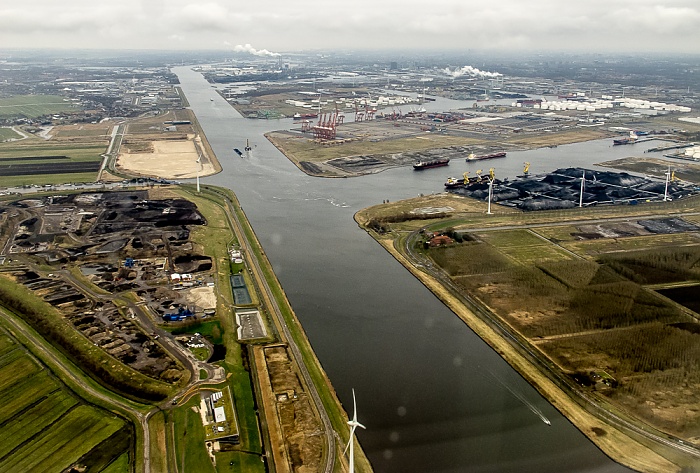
[413,158,450,170]
[613,131,638,146]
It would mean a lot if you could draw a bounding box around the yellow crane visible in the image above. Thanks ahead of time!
[463,171,470,185]
[489,167,495,180]
[475,169,483,181]
[523,162,530,175]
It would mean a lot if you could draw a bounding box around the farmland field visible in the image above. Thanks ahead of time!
[0,141,105,186]
[0,127,22,141]
[403,201,700,442]
[0,95,77,119]
[0,327,130,473]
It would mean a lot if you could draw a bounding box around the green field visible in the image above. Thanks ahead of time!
[0,127,22,141]
[171,398,217,473]
[0,141,106,186]
[0,95,77,119]
[0,329,128,473]
[0,143,106,161]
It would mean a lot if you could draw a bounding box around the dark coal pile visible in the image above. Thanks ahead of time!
[447,167,700,211]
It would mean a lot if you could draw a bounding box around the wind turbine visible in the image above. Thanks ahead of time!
[195,153,202,193]
[487,171,495,215]
[345,389,365,472]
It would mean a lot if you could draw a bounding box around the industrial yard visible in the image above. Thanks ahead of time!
[267,110,613,177]
[0,183,344,472]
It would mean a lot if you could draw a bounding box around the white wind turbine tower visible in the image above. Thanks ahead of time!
[345,389,365,472]
[195,153,202,193]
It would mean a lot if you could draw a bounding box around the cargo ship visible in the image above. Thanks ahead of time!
[467,152,506,161]
[413,158,450,170]
[293,113,318,120]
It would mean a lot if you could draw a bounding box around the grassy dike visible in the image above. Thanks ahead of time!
[182,184,371,472]
[355,200,689,473]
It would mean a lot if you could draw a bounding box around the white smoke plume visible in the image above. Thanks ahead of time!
[233,43,280,57]
[443,65,502,78]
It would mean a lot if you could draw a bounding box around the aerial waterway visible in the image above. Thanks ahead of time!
[173,66,643,472]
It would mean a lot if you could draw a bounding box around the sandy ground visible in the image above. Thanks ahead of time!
[184,286,216,310]
[116,135,217,179]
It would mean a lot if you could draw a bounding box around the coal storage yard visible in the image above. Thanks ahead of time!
[447,167,700,211]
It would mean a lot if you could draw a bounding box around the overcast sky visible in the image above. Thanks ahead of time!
[1,0,699,54]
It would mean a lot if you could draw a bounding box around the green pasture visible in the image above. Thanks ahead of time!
[0,329,128,473]
[0,351,40,390]
[0,372,60,425]
[499,243,574,264]
[0,141,105,186]
[167,320,223,345]
[53,127,111,138]
[532,225,582,242]
[0,391,79,459]
[171,398,216,473]
[0,332,16,355]
[0,143,106,161]
[0,172,99,187]
[0,127,22,141]
[0,95,77,119]
[564,232,700,257]
[476,229,546,248]
[101,452,130,473]
[0,405,123,473]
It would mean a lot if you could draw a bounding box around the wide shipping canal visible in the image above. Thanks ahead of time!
[174,66,638,472]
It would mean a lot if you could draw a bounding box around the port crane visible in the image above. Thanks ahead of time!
[489,167,495,180]
[475,169,483,182]
[523,162,530,176]
[463,171,470,185]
